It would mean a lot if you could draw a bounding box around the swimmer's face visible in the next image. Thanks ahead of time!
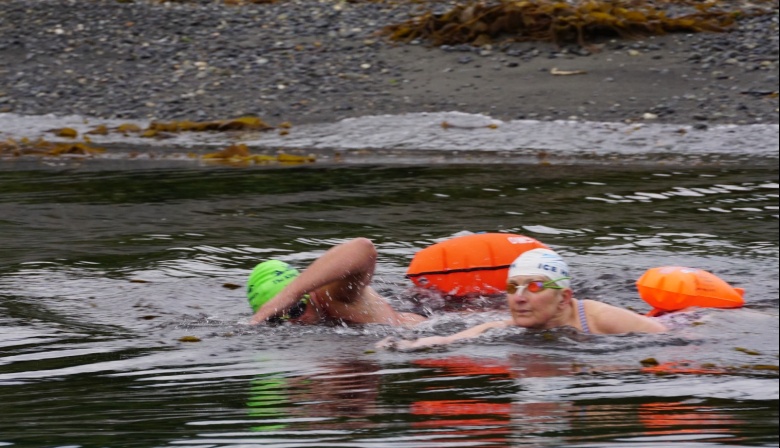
[506,275,570,329]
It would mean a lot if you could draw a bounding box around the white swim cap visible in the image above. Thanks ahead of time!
[508,248,571,288]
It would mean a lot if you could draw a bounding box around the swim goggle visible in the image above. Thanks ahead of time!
[266,294,310,324]
[506,277,570,295]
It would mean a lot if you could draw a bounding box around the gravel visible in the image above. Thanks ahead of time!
[1,0,778,126]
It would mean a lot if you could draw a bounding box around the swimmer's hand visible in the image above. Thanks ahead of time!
[249,307,277,325]
[249,313,265,325]
[376,321,510,350]
[376,336,451,351]
[376,336,415,351]
[249,299,296,325]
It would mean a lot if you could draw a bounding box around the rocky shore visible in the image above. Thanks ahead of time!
[1,0,778,127]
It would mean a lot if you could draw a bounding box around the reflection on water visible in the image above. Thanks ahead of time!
[0,162,777,447]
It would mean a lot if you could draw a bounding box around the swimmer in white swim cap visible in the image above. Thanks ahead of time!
[378,248,667,350]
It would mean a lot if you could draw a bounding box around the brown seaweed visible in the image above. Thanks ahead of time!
[380,0,769,48]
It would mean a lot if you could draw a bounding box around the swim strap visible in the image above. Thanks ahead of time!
[578,300,591,334]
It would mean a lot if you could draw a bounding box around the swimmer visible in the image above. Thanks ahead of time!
[248,238,427,327]
[378,248,667,350]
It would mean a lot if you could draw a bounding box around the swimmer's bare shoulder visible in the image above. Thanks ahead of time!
[585,300,668,334]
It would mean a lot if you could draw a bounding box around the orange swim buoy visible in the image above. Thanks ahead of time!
[406,233,549,296]
[636,266,745,316]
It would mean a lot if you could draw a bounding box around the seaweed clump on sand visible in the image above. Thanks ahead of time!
[380,0,771,49]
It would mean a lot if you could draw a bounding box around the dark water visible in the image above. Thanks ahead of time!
[0,160,778,447]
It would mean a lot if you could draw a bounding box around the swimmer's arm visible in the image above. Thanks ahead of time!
[376,320,510,350]
[250,238,377,324]
[591,305,668,334]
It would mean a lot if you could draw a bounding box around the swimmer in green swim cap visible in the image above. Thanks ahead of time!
[247,260,309,323]
[247,238,427,327]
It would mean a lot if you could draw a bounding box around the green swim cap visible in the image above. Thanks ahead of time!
[247,260,300,313]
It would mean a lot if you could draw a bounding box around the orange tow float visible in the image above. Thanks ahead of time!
[406,233,549,296]
[636,266,745,316]
[406,234,746,315]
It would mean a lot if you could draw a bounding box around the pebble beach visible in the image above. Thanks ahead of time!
[1,0,778,128]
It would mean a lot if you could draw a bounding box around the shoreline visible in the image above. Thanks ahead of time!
[1,111,777,168]
[0,0,778,129]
